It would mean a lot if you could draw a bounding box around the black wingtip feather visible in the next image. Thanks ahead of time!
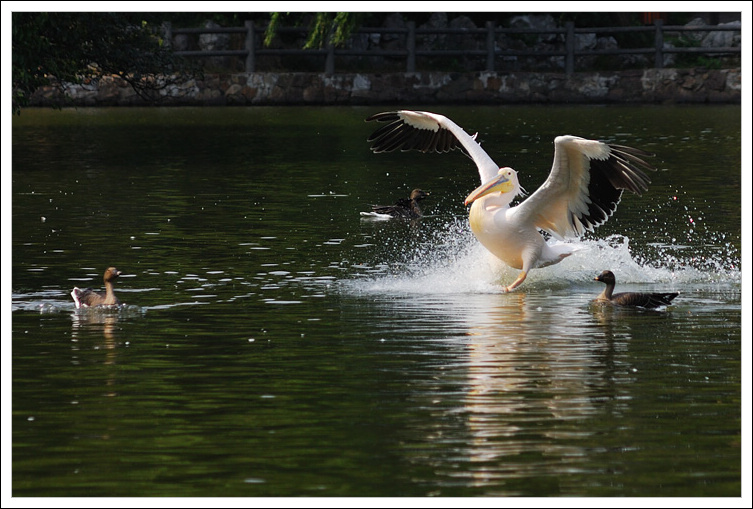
[365,111,470,157]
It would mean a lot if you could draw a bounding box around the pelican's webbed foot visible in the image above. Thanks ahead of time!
[503,271,528,292]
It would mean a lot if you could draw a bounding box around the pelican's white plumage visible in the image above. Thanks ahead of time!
[366,110,655,291]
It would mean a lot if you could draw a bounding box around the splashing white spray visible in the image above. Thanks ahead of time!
[343,213,740,297]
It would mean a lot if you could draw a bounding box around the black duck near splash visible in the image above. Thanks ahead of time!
[369,188,430,219]
[594,270,678,309]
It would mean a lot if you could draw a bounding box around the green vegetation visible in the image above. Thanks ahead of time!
[265,12,362,49]
[12,12,195,114]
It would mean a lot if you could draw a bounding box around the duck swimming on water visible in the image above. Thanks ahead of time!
[71,267,122,309]
[366,110,656,291]
[594,270,678,309]
[368,188,430,219]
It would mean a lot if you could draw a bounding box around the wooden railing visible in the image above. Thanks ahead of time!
[164,20,741,75]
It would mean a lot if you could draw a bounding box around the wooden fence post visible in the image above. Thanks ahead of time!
[486,21,495,72]
[325,42,335,75]
[407,22,416,72]
[245,20,255,72]
[565,21,575,75]
[163,21,172,50]
[654,19,664,68]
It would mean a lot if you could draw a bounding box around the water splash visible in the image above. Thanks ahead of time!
[341,213,741,297]
[630,190,741,278]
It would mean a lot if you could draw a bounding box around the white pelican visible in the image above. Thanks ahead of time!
[366,110,656,291]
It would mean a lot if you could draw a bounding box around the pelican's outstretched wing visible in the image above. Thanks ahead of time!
[366,111,500,184]
[517,136,655,239]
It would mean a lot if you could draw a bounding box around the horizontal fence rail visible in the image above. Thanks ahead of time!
[164,20,741,75]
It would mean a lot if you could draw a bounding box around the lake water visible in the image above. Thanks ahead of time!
[10,105,743,498]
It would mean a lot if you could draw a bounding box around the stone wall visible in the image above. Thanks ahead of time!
[30,68,741,107]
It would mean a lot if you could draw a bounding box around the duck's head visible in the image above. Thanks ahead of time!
[410,189,430,201]
[104,267,122,282]
[464,167,520,206]
[594,270,616,285]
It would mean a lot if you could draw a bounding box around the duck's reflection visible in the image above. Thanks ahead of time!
[71,308,123,397]
[71,309,118,345]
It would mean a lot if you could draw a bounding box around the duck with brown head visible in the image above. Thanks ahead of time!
[71,267,122,309]
[594,270,678,309]
[368,188,430,219]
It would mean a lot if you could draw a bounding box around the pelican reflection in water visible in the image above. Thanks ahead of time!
[366,110,656,291]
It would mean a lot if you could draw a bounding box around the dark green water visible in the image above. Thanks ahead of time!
[11,105,741,497]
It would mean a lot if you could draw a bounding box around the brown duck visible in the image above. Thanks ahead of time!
[71,267,122,308]
[370,189,430,219]
[594,270,678,309]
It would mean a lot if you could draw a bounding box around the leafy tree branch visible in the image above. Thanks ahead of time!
[12,12,197,114]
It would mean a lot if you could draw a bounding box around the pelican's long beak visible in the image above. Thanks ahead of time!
[464,173,514,205]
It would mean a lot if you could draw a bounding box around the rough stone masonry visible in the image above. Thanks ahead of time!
[30,68,741,107]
